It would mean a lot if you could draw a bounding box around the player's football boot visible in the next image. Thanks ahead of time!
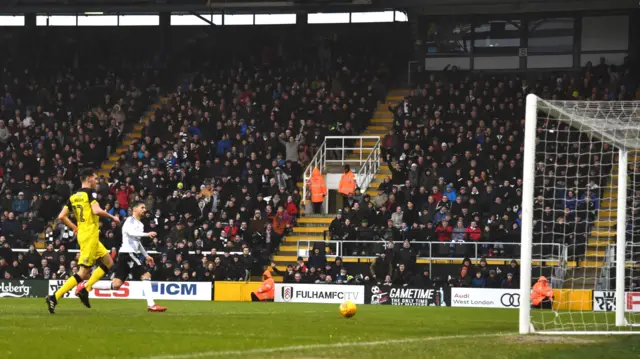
[75,282,91,309]
[74,281,86,296]
[147,304,167,312]
[45,295,57,314]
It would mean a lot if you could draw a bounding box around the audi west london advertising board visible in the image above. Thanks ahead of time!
[450,288,521,308]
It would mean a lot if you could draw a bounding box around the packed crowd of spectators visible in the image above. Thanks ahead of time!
[1,51,637,287]
[0,64,158,278]
[326,57,636,258]
[297,57,637,286]
[274,246,521,290]
[0,55,390,282]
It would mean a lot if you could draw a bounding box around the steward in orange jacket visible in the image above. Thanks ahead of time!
[531,276,554,309]
[338,165,356,196]
[308,168,327,214]
[251,270,275,302]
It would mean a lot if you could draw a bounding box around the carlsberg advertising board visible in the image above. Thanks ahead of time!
[0,280,48,298]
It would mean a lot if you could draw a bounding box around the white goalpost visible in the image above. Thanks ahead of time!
[520,94,640,335]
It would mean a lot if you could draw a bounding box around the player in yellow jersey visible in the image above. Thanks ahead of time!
[45,168,121,313]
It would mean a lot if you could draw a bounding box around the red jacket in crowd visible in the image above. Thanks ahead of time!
[435,224,453,242]
[286,200,298,217]
[465,226,481,241]
[110,184,135,209]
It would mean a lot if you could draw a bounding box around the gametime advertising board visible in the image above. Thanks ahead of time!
[365,285,445,306]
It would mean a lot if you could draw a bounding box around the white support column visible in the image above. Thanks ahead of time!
[616,149,628,327]
[519,94,538,334]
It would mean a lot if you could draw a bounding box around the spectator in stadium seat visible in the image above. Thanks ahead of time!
[501,272,517,289]
[391,206,403,228]
[328,210,346,240]
[213,257,226,280]
[11,192,28,216]
[226,255,245,281]
[392,263,412,286]
[451,220,466,243]
[435,220,453,256]
[335,267,351,284]
[465,221,481,242]
[307,248,326,271]
[396,240,417,272]
[485,270,500,288]
[457,266,472,287]
[370,252,392,284]
[355,219,375,255]
[471,271,486,288]
[271,207,291,236]
[507,259,521,283]
[240,247,255,280]
[28,267,41,279]
[108,201,128,218]
[476,258,490,278]
[295,256,308,274]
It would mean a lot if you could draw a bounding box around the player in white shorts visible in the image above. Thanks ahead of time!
[76,202,167,312]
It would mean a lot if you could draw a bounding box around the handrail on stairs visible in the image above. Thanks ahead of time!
[354,138,381,194]
[301,136,381,215]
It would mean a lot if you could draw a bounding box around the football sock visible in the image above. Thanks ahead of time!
[91,281,113,290]
[141,278,155,307]
[85,263,110,291]
[55,274,81,301]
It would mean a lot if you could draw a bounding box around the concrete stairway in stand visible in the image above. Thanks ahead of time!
[353,89,406,160]
[355,88,407,197]
[564,152,639,287]
[97,97,169,178]
[34,97,169,248]
[271,90,407,278]
[272,215,333,280]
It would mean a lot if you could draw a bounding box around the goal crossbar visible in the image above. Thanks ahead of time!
[535,97,640,150]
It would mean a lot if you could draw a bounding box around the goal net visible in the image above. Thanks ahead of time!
[520,94,640,334]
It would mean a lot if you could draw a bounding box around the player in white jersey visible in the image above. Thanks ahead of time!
[76,202,167,312]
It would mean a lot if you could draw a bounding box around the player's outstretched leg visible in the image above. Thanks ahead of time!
[45,294,57,314]
[89,281,114,290]
[78,254,114,308]
[142,275,166,312]
[45,273,85,314]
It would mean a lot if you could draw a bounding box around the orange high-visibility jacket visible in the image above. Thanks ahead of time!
[252,270,275,301]
[308,168,327,203]
[530,276,554,305]
[338,171,356,196]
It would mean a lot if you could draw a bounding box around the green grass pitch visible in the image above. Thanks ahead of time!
[0,299,639,359]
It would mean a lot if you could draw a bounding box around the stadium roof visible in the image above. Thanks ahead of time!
[1,0,636,14]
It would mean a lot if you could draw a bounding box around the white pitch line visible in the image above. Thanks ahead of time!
[140,332,511,359]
